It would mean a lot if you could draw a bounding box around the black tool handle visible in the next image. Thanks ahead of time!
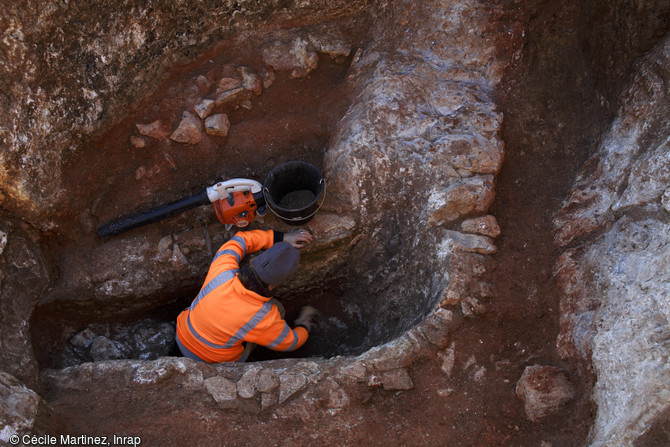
[97,189,211,238]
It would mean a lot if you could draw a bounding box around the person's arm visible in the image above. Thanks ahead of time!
[247,309,310,352]
[210,229,275,271]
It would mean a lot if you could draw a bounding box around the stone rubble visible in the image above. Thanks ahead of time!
[193,98,215,119]
[136,120,171,139]
[67,320,176,365]
[204,114,231,137]
[261,37,320,79]
[170,111,203,145]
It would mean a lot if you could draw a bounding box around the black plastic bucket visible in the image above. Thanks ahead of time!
[263,161,325,226]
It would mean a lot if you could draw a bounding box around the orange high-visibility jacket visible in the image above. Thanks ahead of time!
[176,229,308,362]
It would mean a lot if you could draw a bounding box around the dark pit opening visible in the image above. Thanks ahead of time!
[31,268,392,368]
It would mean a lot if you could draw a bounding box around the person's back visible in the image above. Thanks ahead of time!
[175,228,315,363]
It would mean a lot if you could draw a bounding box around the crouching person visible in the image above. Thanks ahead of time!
[175,228,316,363]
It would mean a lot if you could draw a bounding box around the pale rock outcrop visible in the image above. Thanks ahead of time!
[0,224,49,387]
[554,35,670,446]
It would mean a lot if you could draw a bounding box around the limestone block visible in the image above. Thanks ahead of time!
[0,230,48,386]
[132,357,188,385]
[204,114,230,137]
[439,344,456,377]
[516,365,576,422]
[461,215,501,238]
[237,367,261,399]
[194,75,213,94]
[170,111,203,145]
[307,29,352,59]
[0,372,41,443]
[261,37,318,78]
[256,369,280,393]
[216,77,241,94]
[136,120,171,139]
[442,230,497,255]
[261,391,278,410]
[205,376,238,404]
[278,373,307,404]
[238,66,262,96]
[414,308,456,349]
[304,213,356,245]
[215,87,246,107]
[193,99,215,119]
[322,378,350,409]
[129,135,146,148]
[428,175,495,226]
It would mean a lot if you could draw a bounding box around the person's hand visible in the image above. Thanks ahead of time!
[284,229,313,249]
[295,305,318,331]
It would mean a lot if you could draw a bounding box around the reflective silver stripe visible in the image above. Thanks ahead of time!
[187,312,228,349]
[213,249,240,263]
[230,236,247,257]
[286,330,300,351]
[189,269,238,311]
[267,323,291,349]
[224,301,273,348]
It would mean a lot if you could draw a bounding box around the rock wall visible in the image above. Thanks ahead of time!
[554,34,670,446]
[322,0,505,342]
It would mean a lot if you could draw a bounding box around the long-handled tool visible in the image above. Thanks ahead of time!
[97,179,266,238]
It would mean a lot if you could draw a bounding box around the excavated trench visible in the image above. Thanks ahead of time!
[29,16,414,369]
[8,1,669,445]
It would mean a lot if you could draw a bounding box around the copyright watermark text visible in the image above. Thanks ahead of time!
[8,434,141,446]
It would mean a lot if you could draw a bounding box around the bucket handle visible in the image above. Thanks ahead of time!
[264,178,326,223]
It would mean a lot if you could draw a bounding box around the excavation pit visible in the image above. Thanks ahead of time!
[9,0,668,445]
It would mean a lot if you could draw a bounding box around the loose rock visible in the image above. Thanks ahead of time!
[238,66,262,96]
[205,114,230,137]
[279,373,307,403]
[89,336,129,361]
[170,111,202,145]
[136,120,171,139]
[237,367,261,399]
[428,176,496,226]
[70,328,97,349]
[129,135,146,148]
[216,77,241,94]
[215,87,246,107]
[515,365,576,422]
[193,99,215,119]
[261,37,319,78]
